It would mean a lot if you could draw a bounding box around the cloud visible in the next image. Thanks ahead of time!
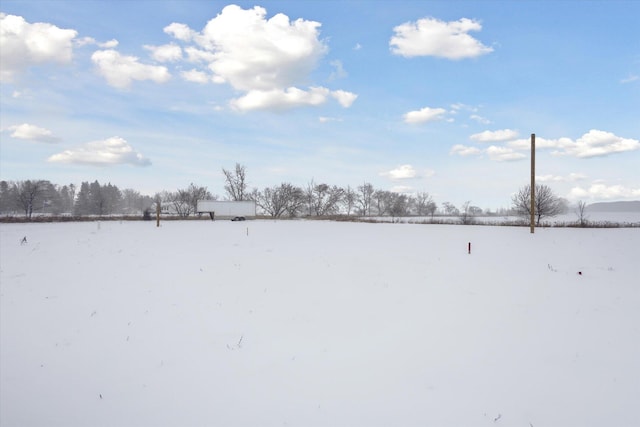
[486,145,526,161]
[555,130,640,158]
[450,144,481,156]
[390,16,493,59]
[144,43,182,62]
[48,136,151,166]
[181,69,210,84]
[192,5,327,91]
[331,90,358,107]
[620,74,638,84]
[7,123,59,143]
[75,37,118,48]
[329,60,347,80]
[318,116,342,123]
[403,107,448,124]
[91,49,171,89]
[380,165,418,180]
[469,114,491,124]
[164,22,197,42]
[568,183,640,201]
[0,13,77,82]
[506,130,639,158]
[470,129,518,142]
[164,5,354,111]
[537,173,587,183]
[230,87,329,111]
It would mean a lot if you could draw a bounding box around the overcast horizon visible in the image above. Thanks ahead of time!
[1,1,638,209]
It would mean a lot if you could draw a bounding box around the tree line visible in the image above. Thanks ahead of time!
[0,163,567,222]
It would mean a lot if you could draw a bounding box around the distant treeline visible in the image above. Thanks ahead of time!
[0,177,509,221]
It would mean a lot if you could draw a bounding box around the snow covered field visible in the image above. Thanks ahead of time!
[1,220,639,427]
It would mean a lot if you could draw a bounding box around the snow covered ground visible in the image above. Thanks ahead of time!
[1,220,639,427]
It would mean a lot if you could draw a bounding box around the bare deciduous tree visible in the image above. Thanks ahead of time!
[512,184,565,226]
[15,180,47,219]
[342,186,357,216]
[222,163,247,201]
[459,201,475,225]
[357,182,374,216]
[306,180,344,216]
[442,201,459,216]
[414,192,434,216]
[575,200,589,227]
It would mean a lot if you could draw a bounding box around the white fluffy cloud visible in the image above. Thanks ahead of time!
[383,165,417,180]
[486,145,526,161]
[568,183,640,201]
[470,129,519,143]
[164,22,197,42]
[181,69,210,84]
[403,107,448,124]
[164,5,355,111]
[48,136,151,166]
[390,16,493,59]
[7,123,58,142]
[144,43,182,62]
[507,130,639,158]
[230,87,330,111]
[0,13,77,82]
[331,90,358,108]
[91,50,171,89]
[557,130,639,158]
[450,144,481,156]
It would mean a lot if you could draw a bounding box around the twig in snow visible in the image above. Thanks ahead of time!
[494,413,502,422]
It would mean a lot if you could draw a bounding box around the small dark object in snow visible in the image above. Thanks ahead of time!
[20,236,27,245]
[578,271,583,275]
[99,394,103,399]
[231,216,246,221]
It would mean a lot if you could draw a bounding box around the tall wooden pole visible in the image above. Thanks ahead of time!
[530,133,535,234]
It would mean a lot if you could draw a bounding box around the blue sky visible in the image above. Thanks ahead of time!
[1,0,638,209]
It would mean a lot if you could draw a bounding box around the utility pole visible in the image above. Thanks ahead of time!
[530,133,535,234]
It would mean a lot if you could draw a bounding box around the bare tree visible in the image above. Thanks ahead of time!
[372,190,390,216]
[459,201,475,225]
[342,186,357,216]
[357,182,374,216]
[414,192,434,216]
[14,180,47,219]
[306,180,344,216]
[512,184,565,226]
[222,163,247,201]
[442,201,459,216]
[255,184,288,218]
[575,200,589,227]
[185,183,213,215]
[388,192,409,220]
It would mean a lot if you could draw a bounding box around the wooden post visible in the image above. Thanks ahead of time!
[530,133,535,234]
[156,201,161,227]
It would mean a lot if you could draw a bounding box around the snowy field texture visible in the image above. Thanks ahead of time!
[1,220,639,427]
